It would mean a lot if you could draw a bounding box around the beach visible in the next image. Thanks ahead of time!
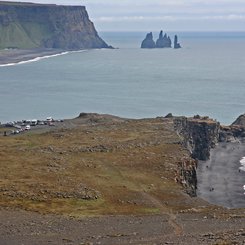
[197,139,245,208]
[0,48,69,66]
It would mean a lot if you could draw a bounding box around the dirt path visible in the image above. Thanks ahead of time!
[141,192,183,236]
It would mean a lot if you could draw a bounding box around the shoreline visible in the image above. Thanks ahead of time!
[197,140,245,209]
[0,48,86,67]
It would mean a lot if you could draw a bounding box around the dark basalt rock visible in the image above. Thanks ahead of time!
[156,31,172,48]
[0,1,110,50]
[232,114,245,127]
[174,35,181,49]
[141,32,156,49]
[165,113,173,118]
[174,116,220,161]
[141,31,181,49]
[177,158,198,197]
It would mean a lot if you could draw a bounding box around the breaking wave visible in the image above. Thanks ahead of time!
[0,50,86,67]
[239,157,245,172]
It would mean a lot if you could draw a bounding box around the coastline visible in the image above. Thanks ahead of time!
[0,48,86,67]
[0,113,245,244]
[197,140,245,208]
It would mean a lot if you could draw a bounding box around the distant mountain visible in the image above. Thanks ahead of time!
[0,1,109,50]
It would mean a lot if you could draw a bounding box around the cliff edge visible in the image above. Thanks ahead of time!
[0,1,109,50]
[174,116,220,161]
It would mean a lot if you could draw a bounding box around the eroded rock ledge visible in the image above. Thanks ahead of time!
[173,113,245,197]
[174,114,245,161]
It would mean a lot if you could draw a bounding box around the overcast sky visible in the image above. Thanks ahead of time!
[4,0,245,31]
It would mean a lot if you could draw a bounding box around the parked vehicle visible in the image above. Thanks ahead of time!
[25,125,31,130]
[46,117,53,122]
[31,119,38,126]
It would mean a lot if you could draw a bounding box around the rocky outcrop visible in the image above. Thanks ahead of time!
[141,32,156,49]
[176,158,198,197]
[174,35,181,49]
[156,31,171,48]
[141,31,181,49]
[218,114,245,141]
[232,114,245,127]
[174,116,220,161]
[172,114,245,197]
[0,1,109,50]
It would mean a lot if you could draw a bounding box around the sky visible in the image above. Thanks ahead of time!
[4,0,245,31]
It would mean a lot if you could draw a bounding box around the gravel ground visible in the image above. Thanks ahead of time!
[197,141,245,208]
[0,208,245,245]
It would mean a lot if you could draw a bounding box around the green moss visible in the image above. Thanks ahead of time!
[0,21,54,49]
[0,22,36,49]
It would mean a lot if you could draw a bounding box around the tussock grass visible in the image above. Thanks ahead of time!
[0,117,193,216]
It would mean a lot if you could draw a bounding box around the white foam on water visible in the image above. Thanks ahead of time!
[239,157,245,172]
[240,158,245,194]
[0,49,86,67]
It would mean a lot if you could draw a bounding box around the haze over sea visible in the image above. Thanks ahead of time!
[0,32,245,124]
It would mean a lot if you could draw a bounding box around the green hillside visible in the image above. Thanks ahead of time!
[0,1,109,50]
[0,22,52,49]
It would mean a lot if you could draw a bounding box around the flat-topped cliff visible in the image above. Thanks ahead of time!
[0,1,109,49]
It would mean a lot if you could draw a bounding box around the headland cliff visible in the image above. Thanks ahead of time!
[0,1,109,50]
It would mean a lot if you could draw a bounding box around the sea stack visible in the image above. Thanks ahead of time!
[156,31,172,48]
[174,35,181,49]
[141,32,156,49]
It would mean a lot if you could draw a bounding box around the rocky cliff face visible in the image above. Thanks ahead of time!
[176,158,198,197]
[0,1,109,49]
[156,31,171,48]
[174,116,220,161]
[174,35,181,49]
[172,114,245,196]
[219,114,245,141]
[232,114,245,127]
[141,32,156,49]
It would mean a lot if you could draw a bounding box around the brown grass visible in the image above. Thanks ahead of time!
[0,117,194,216]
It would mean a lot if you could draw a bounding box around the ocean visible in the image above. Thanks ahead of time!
[0,31,245,207]
[0,32,245,124]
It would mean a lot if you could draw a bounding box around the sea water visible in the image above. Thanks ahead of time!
[0,32,245,124]
[0,31,245,208]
